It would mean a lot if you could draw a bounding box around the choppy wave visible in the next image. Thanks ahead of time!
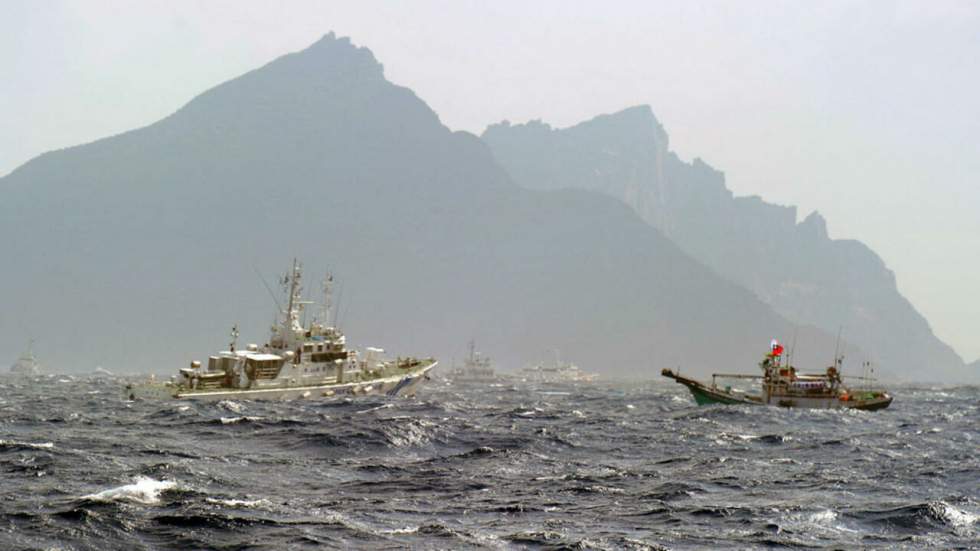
[0,376,977,549]
[853,501,979,532]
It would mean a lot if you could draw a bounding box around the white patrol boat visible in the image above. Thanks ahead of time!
[520,350,597,383]
[126,259,437,401]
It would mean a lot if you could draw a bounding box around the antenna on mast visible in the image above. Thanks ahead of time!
[332,283,344,328]
[24,337,36,361]
[278,258,308,341]
[229,325,239,352]
[789,326,799,367]
[253,265,282,313]
[833,326,843,369]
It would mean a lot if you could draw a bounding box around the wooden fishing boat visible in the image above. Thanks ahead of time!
[662,340,892,411]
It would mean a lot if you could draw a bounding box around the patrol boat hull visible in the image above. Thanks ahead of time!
[129,361,436,401]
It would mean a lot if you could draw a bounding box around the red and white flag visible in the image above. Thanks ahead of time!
[770,339,784,356]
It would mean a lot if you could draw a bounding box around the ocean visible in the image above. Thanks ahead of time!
[1,375,977,549]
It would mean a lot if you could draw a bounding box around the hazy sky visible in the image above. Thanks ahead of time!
[4,1,978,361]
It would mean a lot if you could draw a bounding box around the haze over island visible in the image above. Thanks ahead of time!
[4,2,978,368]
[1,33,975,382]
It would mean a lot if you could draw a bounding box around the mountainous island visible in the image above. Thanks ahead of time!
[482,107,968,381]
[0,33,971,382]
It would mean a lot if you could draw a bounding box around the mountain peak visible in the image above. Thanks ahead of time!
[572,105,669,151]
[594,105,662,128]
[310,31,342,47]
[483,104,669,163]
[156,32,454,152]
[301,32,381,68]
[611,104,659,122]
[799,211,828,240]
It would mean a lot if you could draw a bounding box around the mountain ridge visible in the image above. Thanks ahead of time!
[0,34,894,379]
[483,106,967,381]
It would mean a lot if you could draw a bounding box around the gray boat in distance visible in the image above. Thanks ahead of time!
[9,339,42,376]
[447,340,498,384]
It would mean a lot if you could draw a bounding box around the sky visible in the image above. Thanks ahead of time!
[3,0,978,361]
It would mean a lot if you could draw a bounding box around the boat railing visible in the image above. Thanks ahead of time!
[710,373,766,391]
[711,373,764,387]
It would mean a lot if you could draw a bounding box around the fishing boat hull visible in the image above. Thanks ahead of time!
[662,369,892,411]
[127,361,436,401]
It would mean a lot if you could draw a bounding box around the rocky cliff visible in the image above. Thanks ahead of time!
[483,106,966,381]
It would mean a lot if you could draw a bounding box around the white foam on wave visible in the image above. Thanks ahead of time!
[383,526,419,535]
[780,508,856,537]
[205,497,269,508]
[355,403,393,415]
[938,501,978,527]
[82,476,177,505]
[219,416,264,424]
[217,400,244,413]
[0,439,54,450]
[808,509,838,524]
[380,418,433,447]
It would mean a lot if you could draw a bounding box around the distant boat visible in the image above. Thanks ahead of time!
[521,350,597,383]
[448,340,498,384]
[662,339,892,411]
[9,339,42,376]
[92,366,114,377]
[125,259,437,401]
